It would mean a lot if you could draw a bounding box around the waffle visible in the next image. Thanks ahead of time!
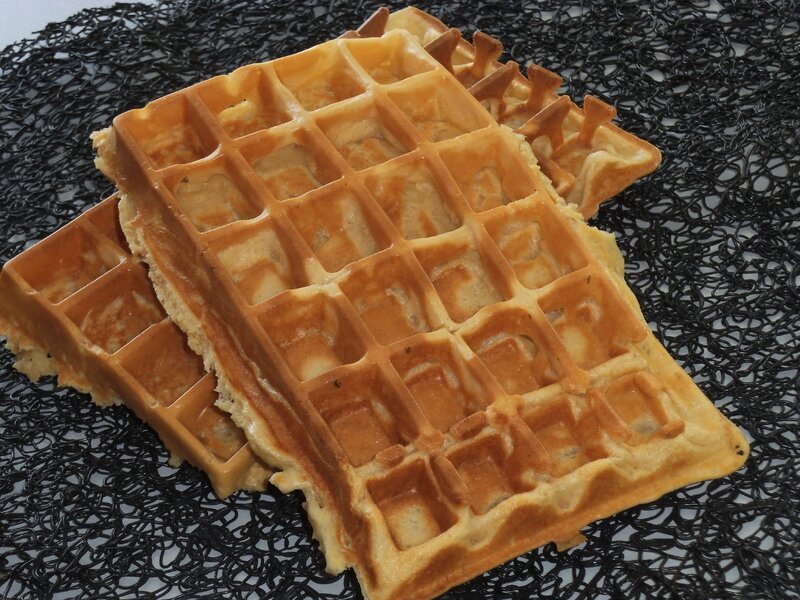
[93,30,747,600]
[0,9,656,503]
[0,196,270,498]
[354,6,662,218]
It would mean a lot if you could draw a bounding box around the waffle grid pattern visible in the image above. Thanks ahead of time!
[0,197,268,498]
[111,31,677,488]
[380,7,661,218]
[1,1,795,598]
[102,32,742,598]
[0,5,663,506]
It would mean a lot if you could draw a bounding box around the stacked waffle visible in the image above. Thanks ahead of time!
[0,8,746,600]
[374,7,661,218]
[0,196,269,498]
[1,8,662,495]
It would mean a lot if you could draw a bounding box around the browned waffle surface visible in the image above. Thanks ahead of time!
[95,31,747,600]
[367,6,661,219]
[0,196,270,498]
[0,5,654,504]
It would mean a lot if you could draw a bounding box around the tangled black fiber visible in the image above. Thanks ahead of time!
[0,1,797,598]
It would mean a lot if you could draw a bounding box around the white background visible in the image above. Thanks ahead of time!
[0,1,158,50]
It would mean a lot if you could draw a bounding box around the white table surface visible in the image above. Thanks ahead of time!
[0,0,157,50]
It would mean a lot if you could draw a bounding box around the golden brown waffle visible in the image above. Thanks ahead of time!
[354,7,662,218]
[94,31,746,600]
[0,7,656,503]
[0,196,270,498]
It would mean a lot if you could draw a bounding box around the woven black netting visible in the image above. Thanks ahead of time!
[0,1,797,598]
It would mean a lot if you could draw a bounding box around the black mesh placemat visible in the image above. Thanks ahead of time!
[1,1,797,598]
